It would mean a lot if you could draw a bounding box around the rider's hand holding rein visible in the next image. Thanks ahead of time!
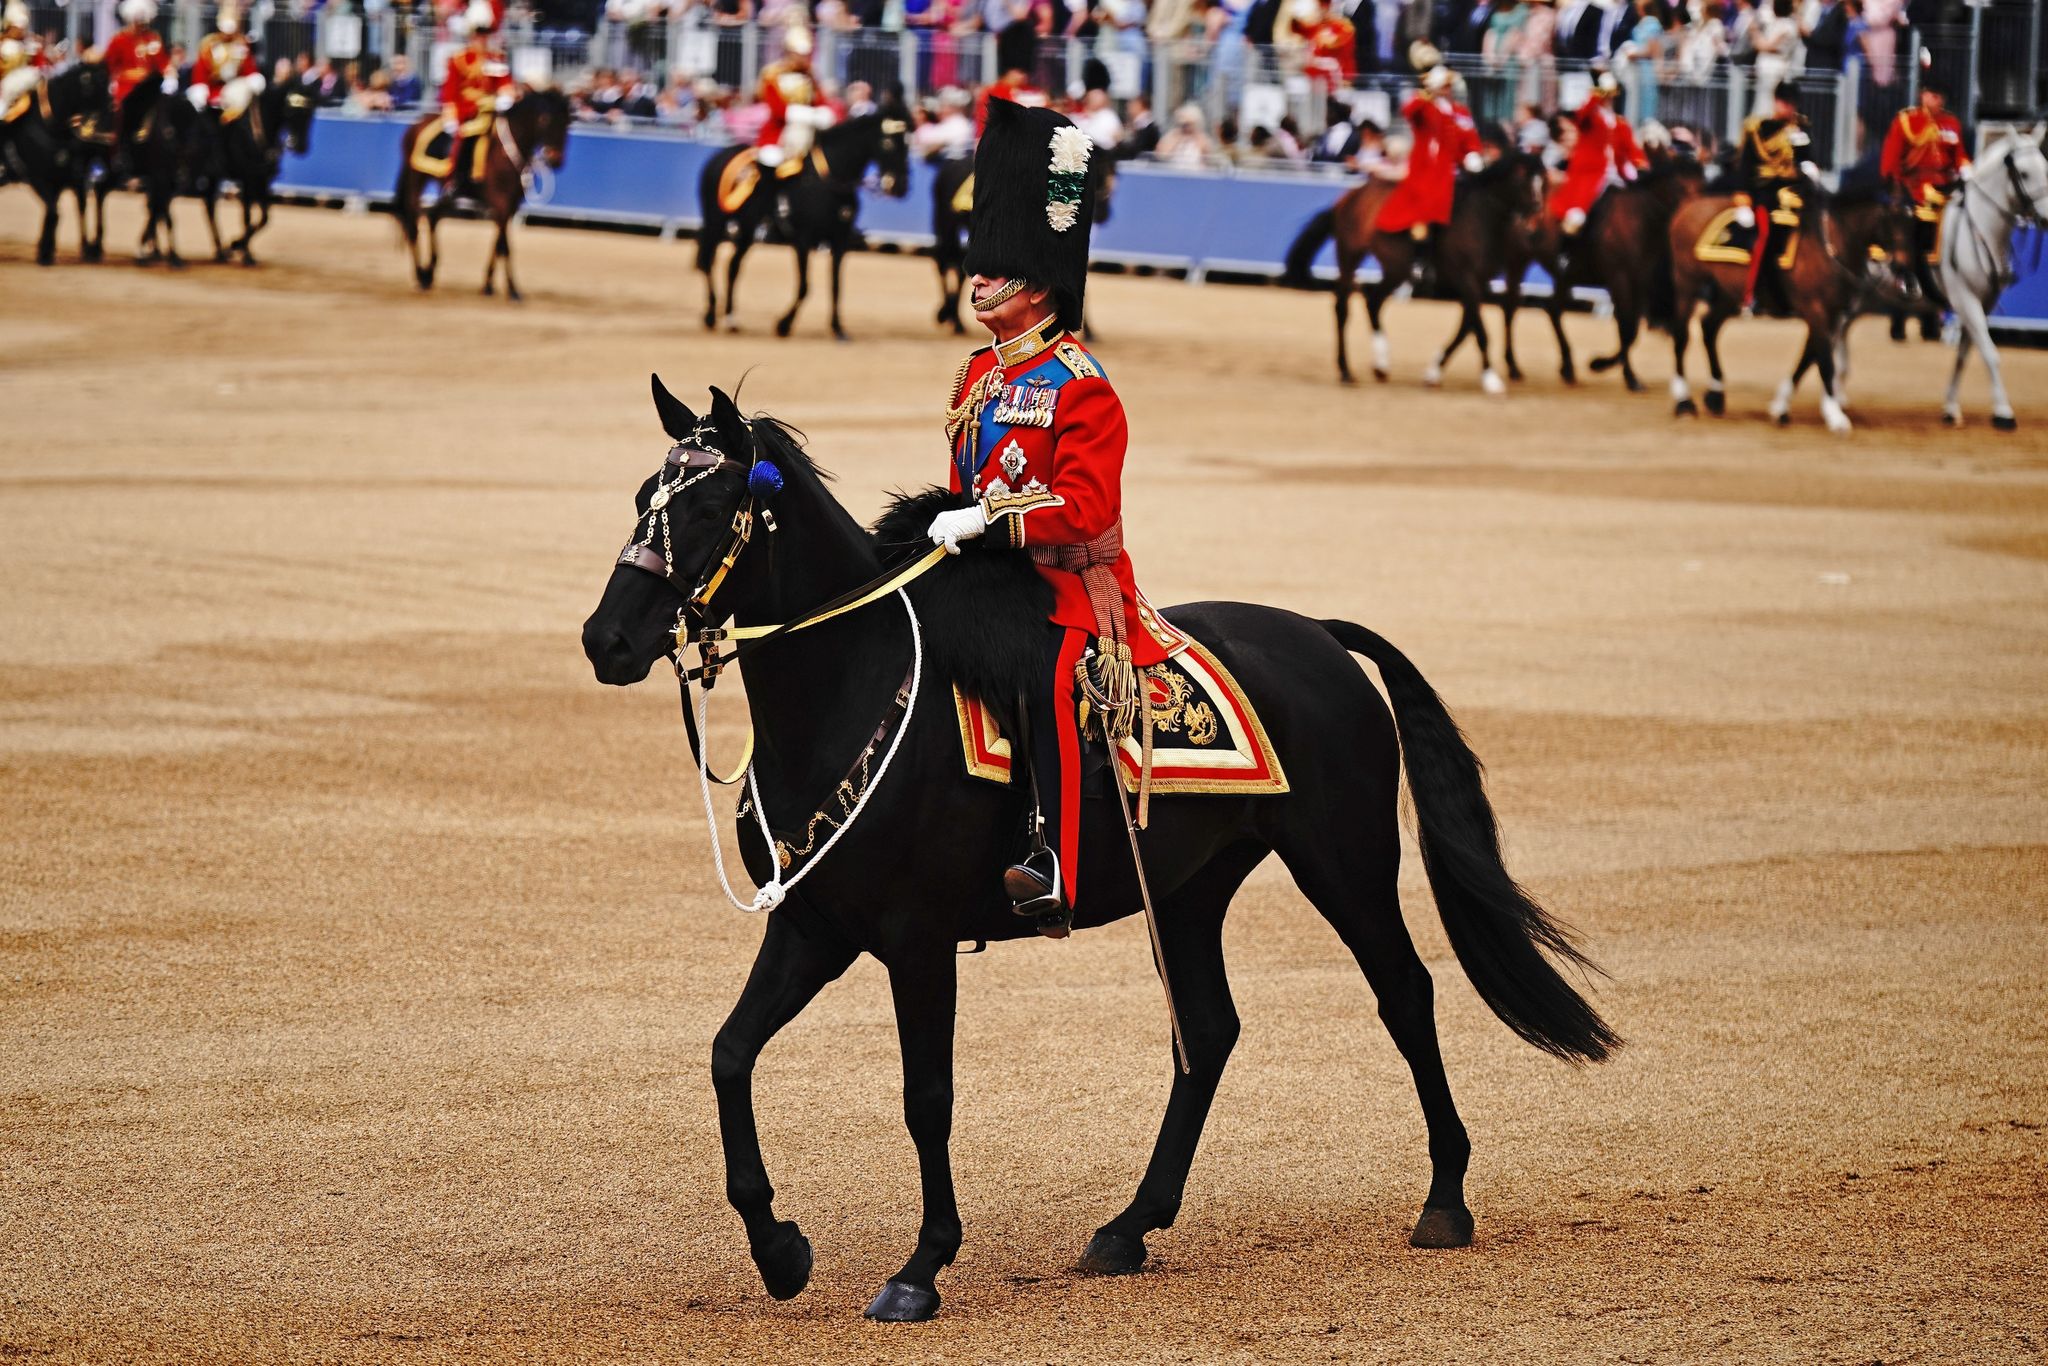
[928,504,988,553]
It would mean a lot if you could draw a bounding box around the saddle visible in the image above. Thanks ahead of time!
[410,114,490,182]
[954,637,1289,808]
[1693,193,1802,270]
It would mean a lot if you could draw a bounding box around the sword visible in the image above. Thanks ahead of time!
[1111,764,1190,1076]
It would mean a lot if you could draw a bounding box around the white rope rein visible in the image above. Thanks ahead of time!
[692,588,925,913]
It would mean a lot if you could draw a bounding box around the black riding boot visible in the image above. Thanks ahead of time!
[1005,627,1079,939]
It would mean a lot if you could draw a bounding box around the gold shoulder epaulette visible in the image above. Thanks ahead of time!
[1055,340,1100,380]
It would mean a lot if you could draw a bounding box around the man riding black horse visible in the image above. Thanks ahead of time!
[924,97,1183,937]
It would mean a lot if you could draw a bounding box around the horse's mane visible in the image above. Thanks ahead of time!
[750,415,832,484]
[870,487,1052,704]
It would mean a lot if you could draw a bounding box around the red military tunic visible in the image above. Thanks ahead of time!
[945,330,1186,667]
[1292,13,1357,93]
[440,45,509,124]
[754,56,815,148]
[191,30,253,101]
[974,74,1046,136]
[1881,106,1968,214]
[1377,93,1479,234]
[104,25,169,104]
[1547,96,1645,221]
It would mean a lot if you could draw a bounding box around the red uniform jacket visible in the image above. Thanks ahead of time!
[1292,14,1357,90]
[974,76,1046,136]
[440,46,509,124]
[1377,94,1479,234]
[946,334,1186,666]
[104,26,169,103]
[1880,107,1968,209]
[191,31,253,99]
[754,57,814,147]
[1547,98,1645,220]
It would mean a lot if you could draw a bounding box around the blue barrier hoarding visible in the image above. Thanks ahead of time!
[274,115,2046,324]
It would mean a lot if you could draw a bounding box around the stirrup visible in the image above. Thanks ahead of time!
[1003,851,1068,936]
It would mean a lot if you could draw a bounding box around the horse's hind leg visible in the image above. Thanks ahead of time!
[1669,282,1697,415]
[1811,324,1850,434]
[864,944,962,1323]
[1545,275,1576,384]
[711,906,858,1306]
[1701,310,1728,415]
[1333,248,1357,384]
[775,243,810,338]
[722,229,752,331]
[1770,334,1813,427]
[1466,296,1505,396]
[36,189,60,266]
[1364,265,1394,382]
[1276,803,1473,1248]
[1081,840,1268,1276]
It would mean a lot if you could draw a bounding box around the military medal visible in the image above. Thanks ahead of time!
[993,378,1056,428]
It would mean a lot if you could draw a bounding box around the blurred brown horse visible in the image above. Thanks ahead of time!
[1284,148,1547,392]
[394,87,568,301]
[1666,184,1914,433]
[1506,152,1706,392]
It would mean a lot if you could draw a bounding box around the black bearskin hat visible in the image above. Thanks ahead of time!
[1082,56,1110,92]
[964,97,1098,333]
[1774,79,1801,105]
[995,19,1038,77]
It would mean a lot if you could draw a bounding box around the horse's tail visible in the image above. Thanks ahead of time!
[394,132,417,244]
[1321,619,1621,1065]
[1283,206,1337,288]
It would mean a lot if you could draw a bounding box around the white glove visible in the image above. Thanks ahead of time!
[186,83,209,109]
[927,505,988,554]
[1462,151,1484,174]
[1798,160,1819,180]
[160,75,178,94]
[1958,161,1973,182]
[1734,205,1755,229]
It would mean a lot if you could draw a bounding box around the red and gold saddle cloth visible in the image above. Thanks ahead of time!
[953,638,1289,797]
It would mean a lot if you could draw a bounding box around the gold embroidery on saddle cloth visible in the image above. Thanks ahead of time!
[718,148,760,212]
[1143,667,1218,746]
[1694,202,1800,269]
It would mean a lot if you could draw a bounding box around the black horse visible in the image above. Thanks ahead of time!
[580,378,1619,1323]
[694,103,912,339]
[0,62,114,265]
[196,80,316,265]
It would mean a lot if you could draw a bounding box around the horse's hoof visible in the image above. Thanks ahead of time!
[1775,412,1791,427]
[1674,398,1698,418]
[1076,1229,1148,1275]
[1942,410,1962,428]
[1704,390,1725,417]
[1993,414,2019,432]
[507,288,522,303]
[214,249,230,264]
[723,318,741,334]
[36,251,54,267]
[1560,368,1577,386]
[241,254,259,268]
[1506,365,1524,383]
[863,1279,940,1322]
[1372,368,1389,383]
[752,1220,813,1301]
[1409,1205,1475,1249]
[1339,373,1357,386]
[1624,374,1644,393]
[774,317,794,338]
[482,283,494,296]
[166,254,186,270]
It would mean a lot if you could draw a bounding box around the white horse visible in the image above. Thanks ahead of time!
[1938,129,2048,430]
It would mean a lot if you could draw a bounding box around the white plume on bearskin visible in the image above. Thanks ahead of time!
[3,1,29,32]
[465,0,495,31]
[117,0,157,22]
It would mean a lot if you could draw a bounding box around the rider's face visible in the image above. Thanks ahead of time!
[968,276,1054,337]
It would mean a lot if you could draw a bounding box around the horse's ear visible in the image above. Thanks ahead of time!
[651,373,697,441]
[708,386,749,453]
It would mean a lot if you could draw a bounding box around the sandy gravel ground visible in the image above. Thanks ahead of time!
[4,193,2047,1364]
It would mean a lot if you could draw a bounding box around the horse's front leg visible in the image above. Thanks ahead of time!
[1544,261,1576,384]
[863,947,961,1322]
[711,906,859,1302]
[1500,265,1524,381]
[775,238,811,338]
[1956,291,2016,430]
[827,238,848,341]
[204,187,228,262]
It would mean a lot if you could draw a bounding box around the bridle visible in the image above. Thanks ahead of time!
[1948,142,2048,289]
[614,421,772,623]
